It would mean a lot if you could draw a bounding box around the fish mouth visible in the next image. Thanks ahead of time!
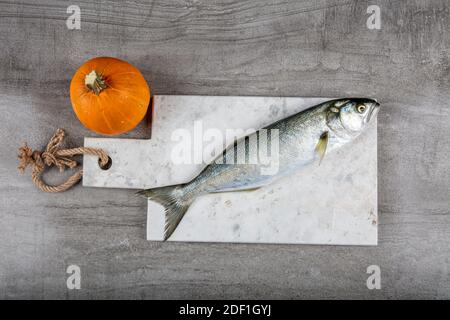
[367,101,380,122]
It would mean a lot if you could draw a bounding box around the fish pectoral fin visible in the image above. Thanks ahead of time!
[315,131,329,165]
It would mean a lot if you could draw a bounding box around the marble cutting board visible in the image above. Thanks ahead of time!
[83,95,378,245]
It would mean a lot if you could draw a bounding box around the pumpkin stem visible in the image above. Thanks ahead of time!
[85,70,107,95]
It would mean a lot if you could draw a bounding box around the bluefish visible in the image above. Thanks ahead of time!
[138,98,380,240]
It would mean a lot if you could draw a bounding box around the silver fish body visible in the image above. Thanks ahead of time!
[138,98,380,240]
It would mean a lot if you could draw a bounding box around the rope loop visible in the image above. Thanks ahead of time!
[18,129,109,192]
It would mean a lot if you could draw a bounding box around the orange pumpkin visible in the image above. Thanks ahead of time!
[70,57,150,135]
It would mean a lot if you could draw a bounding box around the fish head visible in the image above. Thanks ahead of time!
[329,98,380,133]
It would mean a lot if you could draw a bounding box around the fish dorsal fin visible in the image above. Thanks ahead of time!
[315,131,329,165]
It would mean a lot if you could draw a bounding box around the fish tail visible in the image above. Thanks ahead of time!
[136,184,194,241]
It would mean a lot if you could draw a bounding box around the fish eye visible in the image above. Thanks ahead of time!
[357,104,366,113]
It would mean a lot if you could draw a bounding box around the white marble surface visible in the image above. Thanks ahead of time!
[83,95,377,245]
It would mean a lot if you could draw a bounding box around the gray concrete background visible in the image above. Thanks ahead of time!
[0,0,449,299]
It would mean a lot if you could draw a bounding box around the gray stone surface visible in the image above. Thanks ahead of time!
[0,0,449,299]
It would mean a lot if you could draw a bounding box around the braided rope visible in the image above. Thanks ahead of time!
[17,129,109,193]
